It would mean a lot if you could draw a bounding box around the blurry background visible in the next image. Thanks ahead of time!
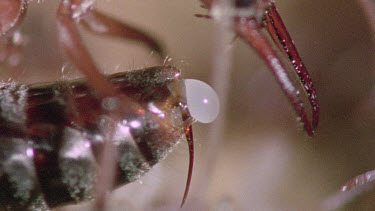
[4,0,375,210]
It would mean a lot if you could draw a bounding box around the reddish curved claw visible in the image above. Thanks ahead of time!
[181,124,194,207]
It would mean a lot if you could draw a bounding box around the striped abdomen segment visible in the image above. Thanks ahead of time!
[0,66,189,210]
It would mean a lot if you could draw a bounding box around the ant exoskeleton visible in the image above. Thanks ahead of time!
[0,0,221,210]
[0,0,319,210]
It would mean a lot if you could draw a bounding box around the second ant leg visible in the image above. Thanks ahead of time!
[81,10,164,57]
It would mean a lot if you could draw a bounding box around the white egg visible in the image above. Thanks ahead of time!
[183,79,220,123]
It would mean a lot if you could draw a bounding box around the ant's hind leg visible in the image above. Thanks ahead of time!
[81,10,164,57]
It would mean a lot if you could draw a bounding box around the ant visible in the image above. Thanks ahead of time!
[0,0,197,210]
[0,0,319,210]
[0,1,221,210]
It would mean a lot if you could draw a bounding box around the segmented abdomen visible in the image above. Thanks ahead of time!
[0,66,188,210]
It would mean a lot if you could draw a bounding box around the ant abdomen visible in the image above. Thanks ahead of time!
[0,66,191,210]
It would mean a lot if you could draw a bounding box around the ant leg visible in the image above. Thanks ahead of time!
[56,1,117,98]
[80,10,164,57]
[322,169,375,210]
[0,0,28,75]
[263,2,319,130]
[57,1,145,209]
[235,17,315,136]
[56,0,144,113]
[0,0,27,37]
[199,0,318,135]
[200,0,319,136]
[56,1,142,112]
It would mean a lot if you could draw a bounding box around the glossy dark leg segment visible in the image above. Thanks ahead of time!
[264,3,319,131]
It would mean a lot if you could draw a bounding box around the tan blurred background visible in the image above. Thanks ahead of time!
[3,0,375,210]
